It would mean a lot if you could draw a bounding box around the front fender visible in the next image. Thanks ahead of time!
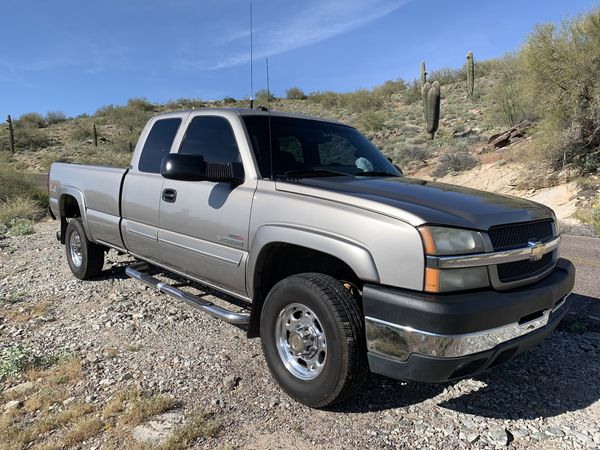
[247,223,380,295]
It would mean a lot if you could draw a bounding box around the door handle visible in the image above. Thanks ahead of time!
[162,189,177,203]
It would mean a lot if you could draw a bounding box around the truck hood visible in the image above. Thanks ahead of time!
[275,176,554,230]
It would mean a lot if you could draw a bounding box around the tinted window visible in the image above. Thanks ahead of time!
[243,116,400,178]
[138,118,181,173]
[179,116,241,163]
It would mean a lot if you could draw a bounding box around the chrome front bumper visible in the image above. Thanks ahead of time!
[365,295,569,361]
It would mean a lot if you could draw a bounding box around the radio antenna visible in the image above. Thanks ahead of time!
[249,2,254,109]
[266,57,274,180]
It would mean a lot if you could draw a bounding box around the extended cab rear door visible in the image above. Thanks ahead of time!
[157,111,258,298]
[121,113,187,264]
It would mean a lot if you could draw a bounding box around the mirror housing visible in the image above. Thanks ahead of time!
[161,154,244,184]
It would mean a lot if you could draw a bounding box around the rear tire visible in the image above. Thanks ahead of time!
[65,218,104,280]
[260,273,368,408]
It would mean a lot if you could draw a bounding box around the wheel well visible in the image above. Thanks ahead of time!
[247,243,361,338]
[59,195,81,244]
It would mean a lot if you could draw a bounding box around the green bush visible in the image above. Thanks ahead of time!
[6,128,51,151]
[16,112,46,128]
[489,55,527,126]
[70,123,96,141]
[428,67,464,85]
[357,111,385,132]
[394,146,430,166]
[222,96,237,104]
[127,97,155,112]
[403,80,423,104]
[342,89,384,112]
[308,91,341,108]
[286,87,307,100]
[255,89,275,105]
[46,111,68,125]
[432,151,478,177]
[373,79,406,97]
[0,346,54,378]
[519,9,600,173]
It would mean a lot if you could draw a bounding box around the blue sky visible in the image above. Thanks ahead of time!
[1,0,597,119]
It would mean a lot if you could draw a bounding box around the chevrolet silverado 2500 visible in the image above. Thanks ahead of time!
[49,108,575,407]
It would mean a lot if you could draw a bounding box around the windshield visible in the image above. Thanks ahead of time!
[242,115,401,179]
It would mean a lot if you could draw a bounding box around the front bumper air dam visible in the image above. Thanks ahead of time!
[363,258,575,383]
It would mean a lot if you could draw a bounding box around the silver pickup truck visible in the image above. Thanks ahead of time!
[49,108,575,407]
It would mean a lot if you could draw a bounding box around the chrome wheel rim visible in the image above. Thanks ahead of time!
[69,230,83,268]
[275,303,327,380]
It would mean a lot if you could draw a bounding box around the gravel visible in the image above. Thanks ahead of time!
[1,220,600,449]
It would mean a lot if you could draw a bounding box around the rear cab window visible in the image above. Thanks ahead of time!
[138,118,182,173]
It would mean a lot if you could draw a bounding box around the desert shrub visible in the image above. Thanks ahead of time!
[0,197,43,226]
[429,67,464,85]
[167,98,205,110]
[255,89,275,105]
[309,91,341,108]
[71,124,94,141]
[222,96,237,104]
[432,151,478,177]
[16,112,46,128]
[286,87,307,100]
[7,128,51,151]
[340,89,384,113]
[394,146,430,166]
[46,111,68,125]
[0,345,54,378]
[489,55,527,126]
[403,80,423,104]
[127,97,155,112]
[357,111,385,132]
[373,79,406,97]
[94,103,152,132]
[519,9,600,173]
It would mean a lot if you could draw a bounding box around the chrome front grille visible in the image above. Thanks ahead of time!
[488,219,554,251]
[488,219,556,287]
[496,251,554,283]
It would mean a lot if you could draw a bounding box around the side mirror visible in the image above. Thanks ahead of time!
[161,154,244,184]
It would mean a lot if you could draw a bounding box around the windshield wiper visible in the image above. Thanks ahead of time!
[357,170,399,177]
[280,168,351,178]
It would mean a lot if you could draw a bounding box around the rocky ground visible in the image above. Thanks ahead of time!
[1,220,599,449]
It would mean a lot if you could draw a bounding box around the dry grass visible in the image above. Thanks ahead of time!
[3,300,52,323]
[0,196,43,227]
[159,412,220,450]
[61,416,104,446]
[118,391,176,428]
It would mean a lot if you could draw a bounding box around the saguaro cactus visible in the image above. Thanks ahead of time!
[466,51,475,99]
[420,62,427,86]
[92,123,98,147]
[422,81,441,140]
[7,115,15,154]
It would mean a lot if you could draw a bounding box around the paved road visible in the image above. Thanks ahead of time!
[561,234,600,299]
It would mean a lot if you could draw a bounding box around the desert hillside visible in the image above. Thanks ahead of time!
[1,9,599,237]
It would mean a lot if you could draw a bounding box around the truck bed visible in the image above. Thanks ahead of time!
[49,163,128,249]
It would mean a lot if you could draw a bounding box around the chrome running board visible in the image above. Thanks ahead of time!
[125,262,249,325]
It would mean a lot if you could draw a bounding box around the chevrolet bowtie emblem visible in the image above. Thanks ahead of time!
[528,240,544,262]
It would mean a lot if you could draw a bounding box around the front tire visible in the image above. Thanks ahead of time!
[65,218,105,280]
[260,273,368,408]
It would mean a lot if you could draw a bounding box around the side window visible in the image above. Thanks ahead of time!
[138,118,181,173]
[179,116,241,163]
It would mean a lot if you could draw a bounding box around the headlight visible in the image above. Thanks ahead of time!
[419,226,488,292]
[418,226,485,255]
[425,267,489,293]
